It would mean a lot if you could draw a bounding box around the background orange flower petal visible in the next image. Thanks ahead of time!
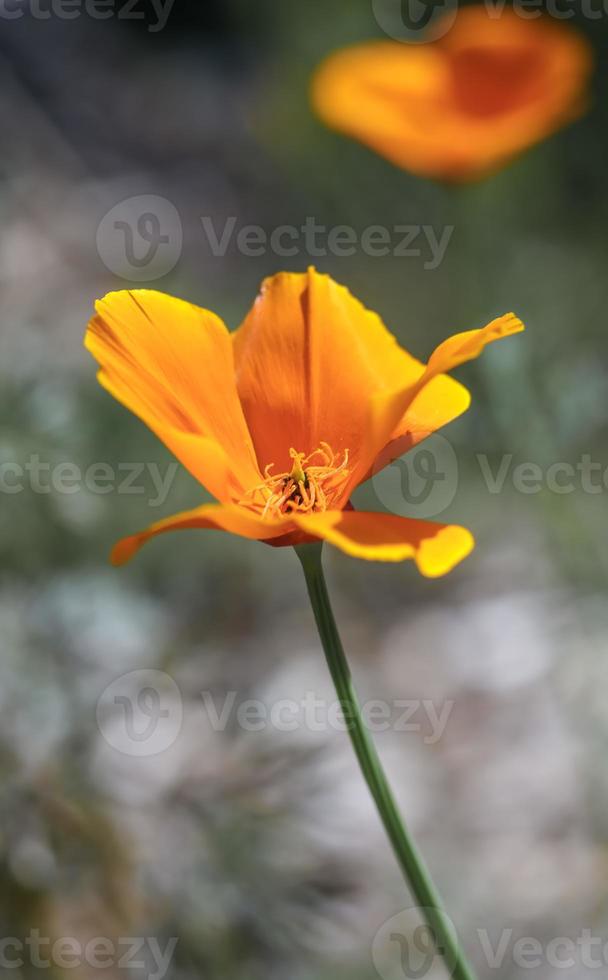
[311,9,593,181]
[86,291,261,500]
[293,510,474,576]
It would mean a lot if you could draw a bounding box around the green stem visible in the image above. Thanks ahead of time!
[295,542,476,980]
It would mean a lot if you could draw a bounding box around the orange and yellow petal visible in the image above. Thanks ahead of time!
[232,268,423,484]
[312,8,592,181]
[111,502,473,577]
[293,510,474,576]
[96,364,239,503]
[110,503,295,566]
[363,313,524,481]
[86,291,261,500]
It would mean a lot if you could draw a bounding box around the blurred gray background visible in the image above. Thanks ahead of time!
[2,2,608,978]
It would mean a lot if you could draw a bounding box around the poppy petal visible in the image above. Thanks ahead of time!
[95,364,238,503]
[110,503,294,566]
[232,268,422,482]
[86,291,261,500]
[293,510,474,576]
[362,313,524,483]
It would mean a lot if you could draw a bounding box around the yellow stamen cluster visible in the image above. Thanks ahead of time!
[241,443,350,519]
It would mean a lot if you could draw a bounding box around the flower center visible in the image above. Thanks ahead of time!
[241,443,350,519]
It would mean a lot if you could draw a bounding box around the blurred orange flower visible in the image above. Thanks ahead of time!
[311,6,592,181]
[86,269,523,575]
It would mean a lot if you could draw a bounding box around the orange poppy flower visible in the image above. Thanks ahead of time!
[311,6,592,181]
[85,269,523,575]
